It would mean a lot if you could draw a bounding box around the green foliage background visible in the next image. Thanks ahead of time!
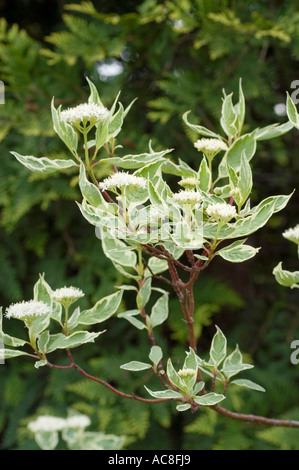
[1,0,299,450]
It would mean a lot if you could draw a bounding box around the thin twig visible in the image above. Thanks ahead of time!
[213,405,299,428]
[61,349,173,404]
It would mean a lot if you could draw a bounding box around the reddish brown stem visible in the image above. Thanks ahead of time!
[100,189,116,204]
[186,250,195,266]
[167,259,197,352]
[47,361,74,370]
[58,349,173,404]
[213,405,299,428]
[72,361,168,403]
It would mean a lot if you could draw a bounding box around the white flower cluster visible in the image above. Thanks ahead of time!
[5,300,49,320]
[28,414,91,433]
[194,138,228,158]
[99,172,147,192]
[52,286,84,307]
[66,415,91,429]
[60,103,109,126]
[173,190,202,206]
[178,177,197,188]
[206,202,237,223]
[28,416,66,433]
[178,368,196,378]
[283,224,299,244]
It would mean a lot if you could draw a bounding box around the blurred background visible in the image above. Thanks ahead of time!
[1,0,299,450]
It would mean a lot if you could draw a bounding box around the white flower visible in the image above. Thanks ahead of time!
[60,103,109,126]
[65,415,91,429]
[5,300,50,320]
[194,138,228,159]
[206,202,237,223]
[173,190,202,206]
[28,416,66,433]
[178,368,196,378]
[178,177,197,188]
[52,286,84,307]
[283,224,299,244]
[99,172,147,192]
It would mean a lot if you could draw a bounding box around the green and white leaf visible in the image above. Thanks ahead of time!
[111,262,140,281]
[117,309,147,330]
[239,151,253,205]
[100,149,172,170]
[209,326,227,368]
[11,152,77,174]
[144,386,183,400]
[0,348,32,359]
[136,277,152,310]
[220,92,238,138]
[29,313,51,337]
[0,331,27,348]
[34,359,48,369]
[196,357,215,378]
[51,302,62,324]
[193,393,225,406]
[87,77,104,107]
[167,358,186,392]
[34,430,59,451]
[183,347,198,372]
[77,200,121,230]
[234,78,245,134]
[217,240,260,263]
[147,257,168,275]
[221,362,254,379]
[76,432,126,451]
[76,290,123,326]
[218,132,256,177]
[106,101,124,140]
[149,345,163,365]
[222,344,242,370]
[79,163,103,207]
[120,361,152,371]
[198,157,211,192]
[101,231,137,268]
[176,404,191,412]
[193,381,205,395]
[33,274,53,306]
[51,99,78,154]
[231,378,265,392]
[115,285,138,292]
[95,117,110,150]
[46,331,104,353]
[149,293,169,329]
[182,111,223,139]
[273,262,299,288]
[255,121,293,141]
[37,330,50,354]
[162,159,197,179]
[67,306,81,331]
[286,92,299,129]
